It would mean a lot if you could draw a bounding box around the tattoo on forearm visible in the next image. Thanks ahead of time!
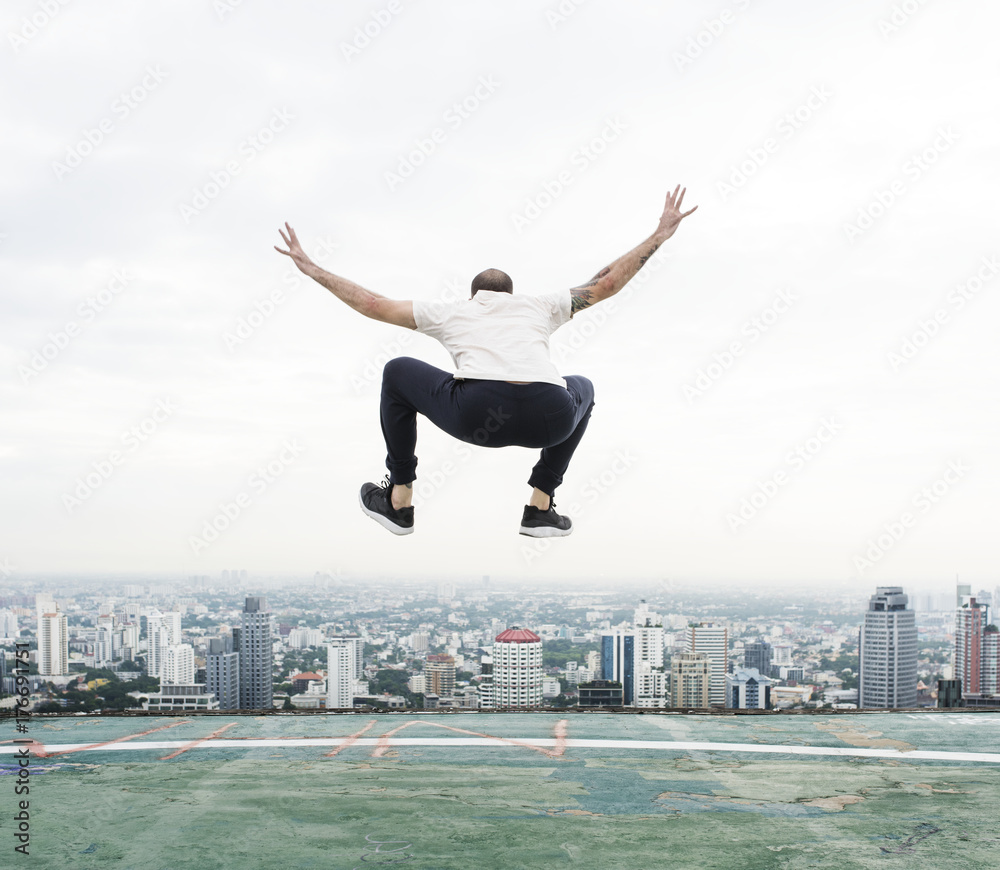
[638,243,660,268]
[569,242,661,316]
[571,266,610,314]
[571,284,595,313]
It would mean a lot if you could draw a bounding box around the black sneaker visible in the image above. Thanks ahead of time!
[519,501,573,537]
[359,477,414,535]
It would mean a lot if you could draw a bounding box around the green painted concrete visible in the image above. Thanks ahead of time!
[5,712,999,869]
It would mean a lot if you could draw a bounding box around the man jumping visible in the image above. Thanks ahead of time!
[275,184,697,537]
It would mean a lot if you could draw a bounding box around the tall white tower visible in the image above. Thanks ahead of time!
[162,643,195,686]
[492,628,543,708]
[146,610,181,678]
[38,611,68,676]
[327,636,364,680]
[327,642,354,709]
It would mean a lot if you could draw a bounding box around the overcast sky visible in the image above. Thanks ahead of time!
[1,0,997,589]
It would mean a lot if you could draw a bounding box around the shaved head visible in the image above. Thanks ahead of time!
[471,268,513,298]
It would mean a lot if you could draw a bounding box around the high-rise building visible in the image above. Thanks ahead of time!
[146,610,182,678]
[634,622,664,669]
[327,636,364,680]
[38,611,68,676]
[94,616,115,668]
[955,596,1000,697]
[425,654,456,698]
[601,631,635,705]
[631,613,667,706]
[686,623,728,706]
[286,628,325,649]
[634,670,669,707]
[858,586,917,708]
[120,622,140,663]
[492,628,543,708]
[206,638,240,710]
[744,641,773,677]
[162,643,195,686]
[772,643,794,667]
[726,667,773,709]
[239,596,273,710]
[476,654,494,710]
[671,652,711,708]
[409,632,430,653]
[327,642,354,709]
[0,609,19,640]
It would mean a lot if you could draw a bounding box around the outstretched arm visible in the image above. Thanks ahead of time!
[274,223,416,329]
[570,185,697,316]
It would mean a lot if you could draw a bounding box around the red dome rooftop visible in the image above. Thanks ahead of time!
[495,628,540,643]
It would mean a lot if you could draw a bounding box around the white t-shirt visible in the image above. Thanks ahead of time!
[412,290,572,388]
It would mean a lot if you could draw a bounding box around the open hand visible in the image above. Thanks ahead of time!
[656,185,698,241]
[274,222,313,271]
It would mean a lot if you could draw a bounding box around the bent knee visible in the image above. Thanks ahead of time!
[566,375,595,405]
[382,356,419,381]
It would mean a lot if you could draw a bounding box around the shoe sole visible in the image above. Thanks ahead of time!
[518,524,573,538]
[359,491,414,536]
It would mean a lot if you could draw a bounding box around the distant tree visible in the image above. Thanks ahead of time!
[34,702,63,714]
[542,639,599,669]
[373,669,410,695]
[121,675,159,692]
[60,691,98,712]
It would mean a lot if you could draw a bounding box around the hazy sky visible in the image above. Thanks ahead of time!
[2,1,997,587]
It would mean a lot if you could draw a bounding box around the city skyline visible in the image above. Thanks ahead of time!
[6,576,993,716]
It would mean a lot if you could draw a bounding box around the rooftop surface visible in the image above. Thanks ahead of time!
[3,711,999,869]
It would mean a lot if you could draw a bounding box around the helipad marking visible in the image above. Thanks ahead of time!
[324,719,377,757]
[3,737,999,764]
[2,720,192,759]
[159,722,237,760]
[370,718,570,758]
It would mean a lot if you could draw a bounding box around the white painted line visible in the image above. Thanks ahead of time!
[3,737,1000,763]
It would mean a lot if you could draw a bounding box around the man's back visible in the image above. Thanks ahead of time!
[413,290,571,386]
